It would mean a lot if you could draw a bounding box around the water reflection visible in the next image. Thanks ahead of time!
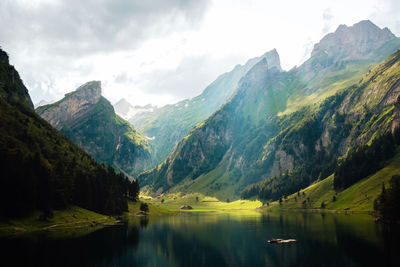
[2,212,400,267]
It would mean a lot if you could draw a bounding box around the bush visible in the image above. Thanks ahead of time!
[140,203,149,212]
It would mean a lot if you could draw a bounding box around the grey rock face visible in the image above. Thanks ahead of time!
[311,20,396,61]
[37,81,102,129]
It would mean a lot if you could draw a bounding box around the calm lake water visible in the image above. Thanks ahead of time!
[2,211,400,267]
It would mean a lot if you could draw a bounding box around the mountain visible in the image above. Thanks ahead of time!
[35,99,55,108]
[114,98,134,118]
[0,49,33,109]
[128,49,282,165]
[138,20,400,200]
[36,81,152,177]
[282,20,400,115]
[114,98,157,121]
[0,47,134,218]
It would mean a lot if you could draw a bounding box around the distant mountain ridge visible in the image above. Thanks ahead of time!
[127,49,282,165]
[311,20,395,60]
[114,98,157,120]
[138,20,400,200]
[37,82,153,177]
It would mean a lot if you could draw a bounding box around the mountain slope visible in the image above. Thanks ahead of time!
[138,20,400,200]
[0,48,133,218]
[265,149,400,213]
[128,49,282,165]
[36,82,152,177]
[0,49,33,109]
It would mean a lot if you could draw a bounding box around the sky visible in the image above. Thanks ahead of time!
[1,0,400,107]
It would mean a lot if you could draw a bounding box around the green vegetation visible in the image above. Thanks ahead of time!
[0,49,33,109]
[0,47,140,223]
[141,193,262,213]
[130,50,280,166]
[374,175,400,221]
[242,50,400,201]
[0,206,118,238]
[43,95,153,177]
[334,130,398,189]
[127,201,175,216]
[0,97,137,217]
[264,150,400,212]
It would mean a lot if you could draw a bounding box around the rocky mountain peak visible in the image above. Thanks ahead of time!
[244,49,282,73]
[261,48,282,71]
[311,20,396,60]
[71,80,102,103]
[36,81,103,129]
[245,57,270,82]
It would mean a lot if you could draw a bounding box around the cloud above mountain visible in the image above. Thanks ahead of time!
[0,0,399,107]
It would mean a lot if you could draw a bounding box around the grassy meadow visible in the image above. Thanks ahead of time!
[0,206,118,238]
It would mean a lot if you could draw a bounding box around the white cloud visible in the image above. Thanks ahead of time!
[0,0,399,107]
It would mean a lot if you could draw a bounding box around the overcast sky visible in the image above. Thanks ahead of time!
[1,0,399,107]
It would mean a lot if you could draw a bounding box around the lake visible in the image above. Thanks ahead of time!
[2,211,400,266]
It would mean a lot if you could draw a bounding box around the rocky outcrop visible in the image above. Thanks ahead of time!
[36,81,102,129]
[311,20,396,61]
[392,95,400,132]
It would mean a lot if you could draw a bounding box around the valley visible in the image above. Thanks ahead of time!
[1,6,400,265]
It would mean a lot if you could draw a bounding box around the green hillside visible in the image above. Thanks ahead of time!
[266,150,400,212]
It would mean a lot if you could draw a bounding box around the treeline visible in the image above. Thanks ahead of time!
[241,151,337,200]
[0,98,139,219]
[374,175,400,222]
[334,128,400,189]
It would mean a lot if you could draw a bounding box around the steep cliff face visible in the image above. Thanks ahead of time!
[36,82,153,177]
[0,48,33,109]
[138,21,400,200]
[128,49,282,166]
[36,81,102,129]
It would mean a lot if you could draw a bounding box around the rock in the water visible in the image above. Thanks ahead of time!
[180,205,193,210]
[268,238,296,244]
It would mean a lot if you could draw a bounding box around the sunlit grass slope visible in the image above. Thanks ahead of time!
[141,192,262,213]
[265,151,400,213]
[0,206,117,238]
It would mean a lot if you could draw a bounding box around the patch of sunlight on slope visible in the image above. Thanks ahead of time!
[141,192,262,215]
[0,206,118,238]
[265,150,400,212]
